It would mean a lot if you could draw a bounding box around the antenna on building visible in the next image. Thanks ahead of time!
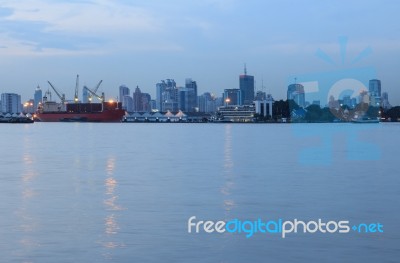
[261,78,264,92]
[294,77,297,84]
[244,63,247,75]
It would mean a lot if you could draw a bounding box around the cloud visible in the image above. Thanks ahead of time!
[0,0,171,56]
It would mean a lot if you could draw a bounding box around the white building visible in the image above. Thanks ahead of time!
[254,94,274,118]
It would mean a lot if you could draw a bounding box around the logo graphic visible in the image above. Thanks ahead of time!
[288,37,381,165]
[187,216,384,239]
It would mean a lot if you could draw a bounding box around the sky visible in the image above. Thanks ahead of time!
[0,0,400,105]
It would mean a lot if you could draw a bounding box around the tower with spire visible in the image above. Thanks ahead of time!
[239,63,254,105]
[34,85,42,110]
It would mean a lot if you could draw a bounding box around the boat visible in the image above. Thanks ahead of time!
[0,116,34,124]
[351,117,379,123]
[36,101,125,122]
[36,75,125,122]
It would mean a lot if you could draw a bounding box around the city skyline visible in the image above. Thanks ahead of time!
[0,1,400,104]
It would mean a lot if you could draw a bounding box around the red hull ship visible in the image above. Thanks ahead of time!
[37,101,125,122]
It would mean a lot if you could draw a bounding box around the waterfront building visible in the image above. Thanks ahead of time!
[34,86,42,110]
[1,93,22,113]
[239,65,255,105]
[223,89,242,106]
[217,105,255,122]
[254,94,274,118]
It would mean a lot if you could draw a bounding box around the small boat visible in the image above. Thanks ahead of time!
[351,117,379,123]
[0,117,34,124]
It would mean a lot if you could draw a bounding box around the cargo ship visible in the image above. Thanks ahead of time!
[36,75,125,122]
[36,101,125,122]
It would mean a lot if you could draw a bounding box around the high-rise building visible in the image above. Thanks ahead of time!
[119,85,130,109]
[1,93,22,113]
[287,83,305,108]
[178,88,189,112]
[369,79,381,97]
[369,79,381,107]
[122,95,133,112]
[223,89,242,106]
[132,86,142,112]
[381,92,391,110]
[34,86,42,110]
[185,78,198,112]
[239,65,254,105]
[141,93,151,112]
[198,92,215,113]
[156,79,177,112]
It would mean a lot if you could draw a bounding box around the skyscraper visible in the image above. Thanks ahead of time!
[239,65,254,105]
[34,86,42,110]
[369,79,381,106]
[133,86,143,112]
[156,79,177,112]
[122,95,133,112]
[185,78,198,112]
[369,79,381,97]
[119,85,130,110]
[141,93,151,112]
[381,92,391,110]
[287,83,305,108]
[1,93,22,113]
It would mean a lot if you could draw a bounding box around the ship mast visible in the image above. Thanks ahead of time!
[74,74,79,103]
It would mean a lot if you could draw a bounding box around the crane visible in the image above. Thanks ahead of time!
[47,81,65,103]
[84,86,105,102]
[88,80,103,102]
[74,74,79,103]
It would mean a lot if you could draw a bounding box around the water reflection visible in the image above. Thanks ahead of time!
[16,138,41,257]
[221,124,235,214]
[102,156,125,258]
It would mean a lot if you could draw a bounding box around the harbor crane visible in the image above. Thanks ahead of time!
[84,85,105,102]
[47,81,66,104]
[87,80,103,102]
